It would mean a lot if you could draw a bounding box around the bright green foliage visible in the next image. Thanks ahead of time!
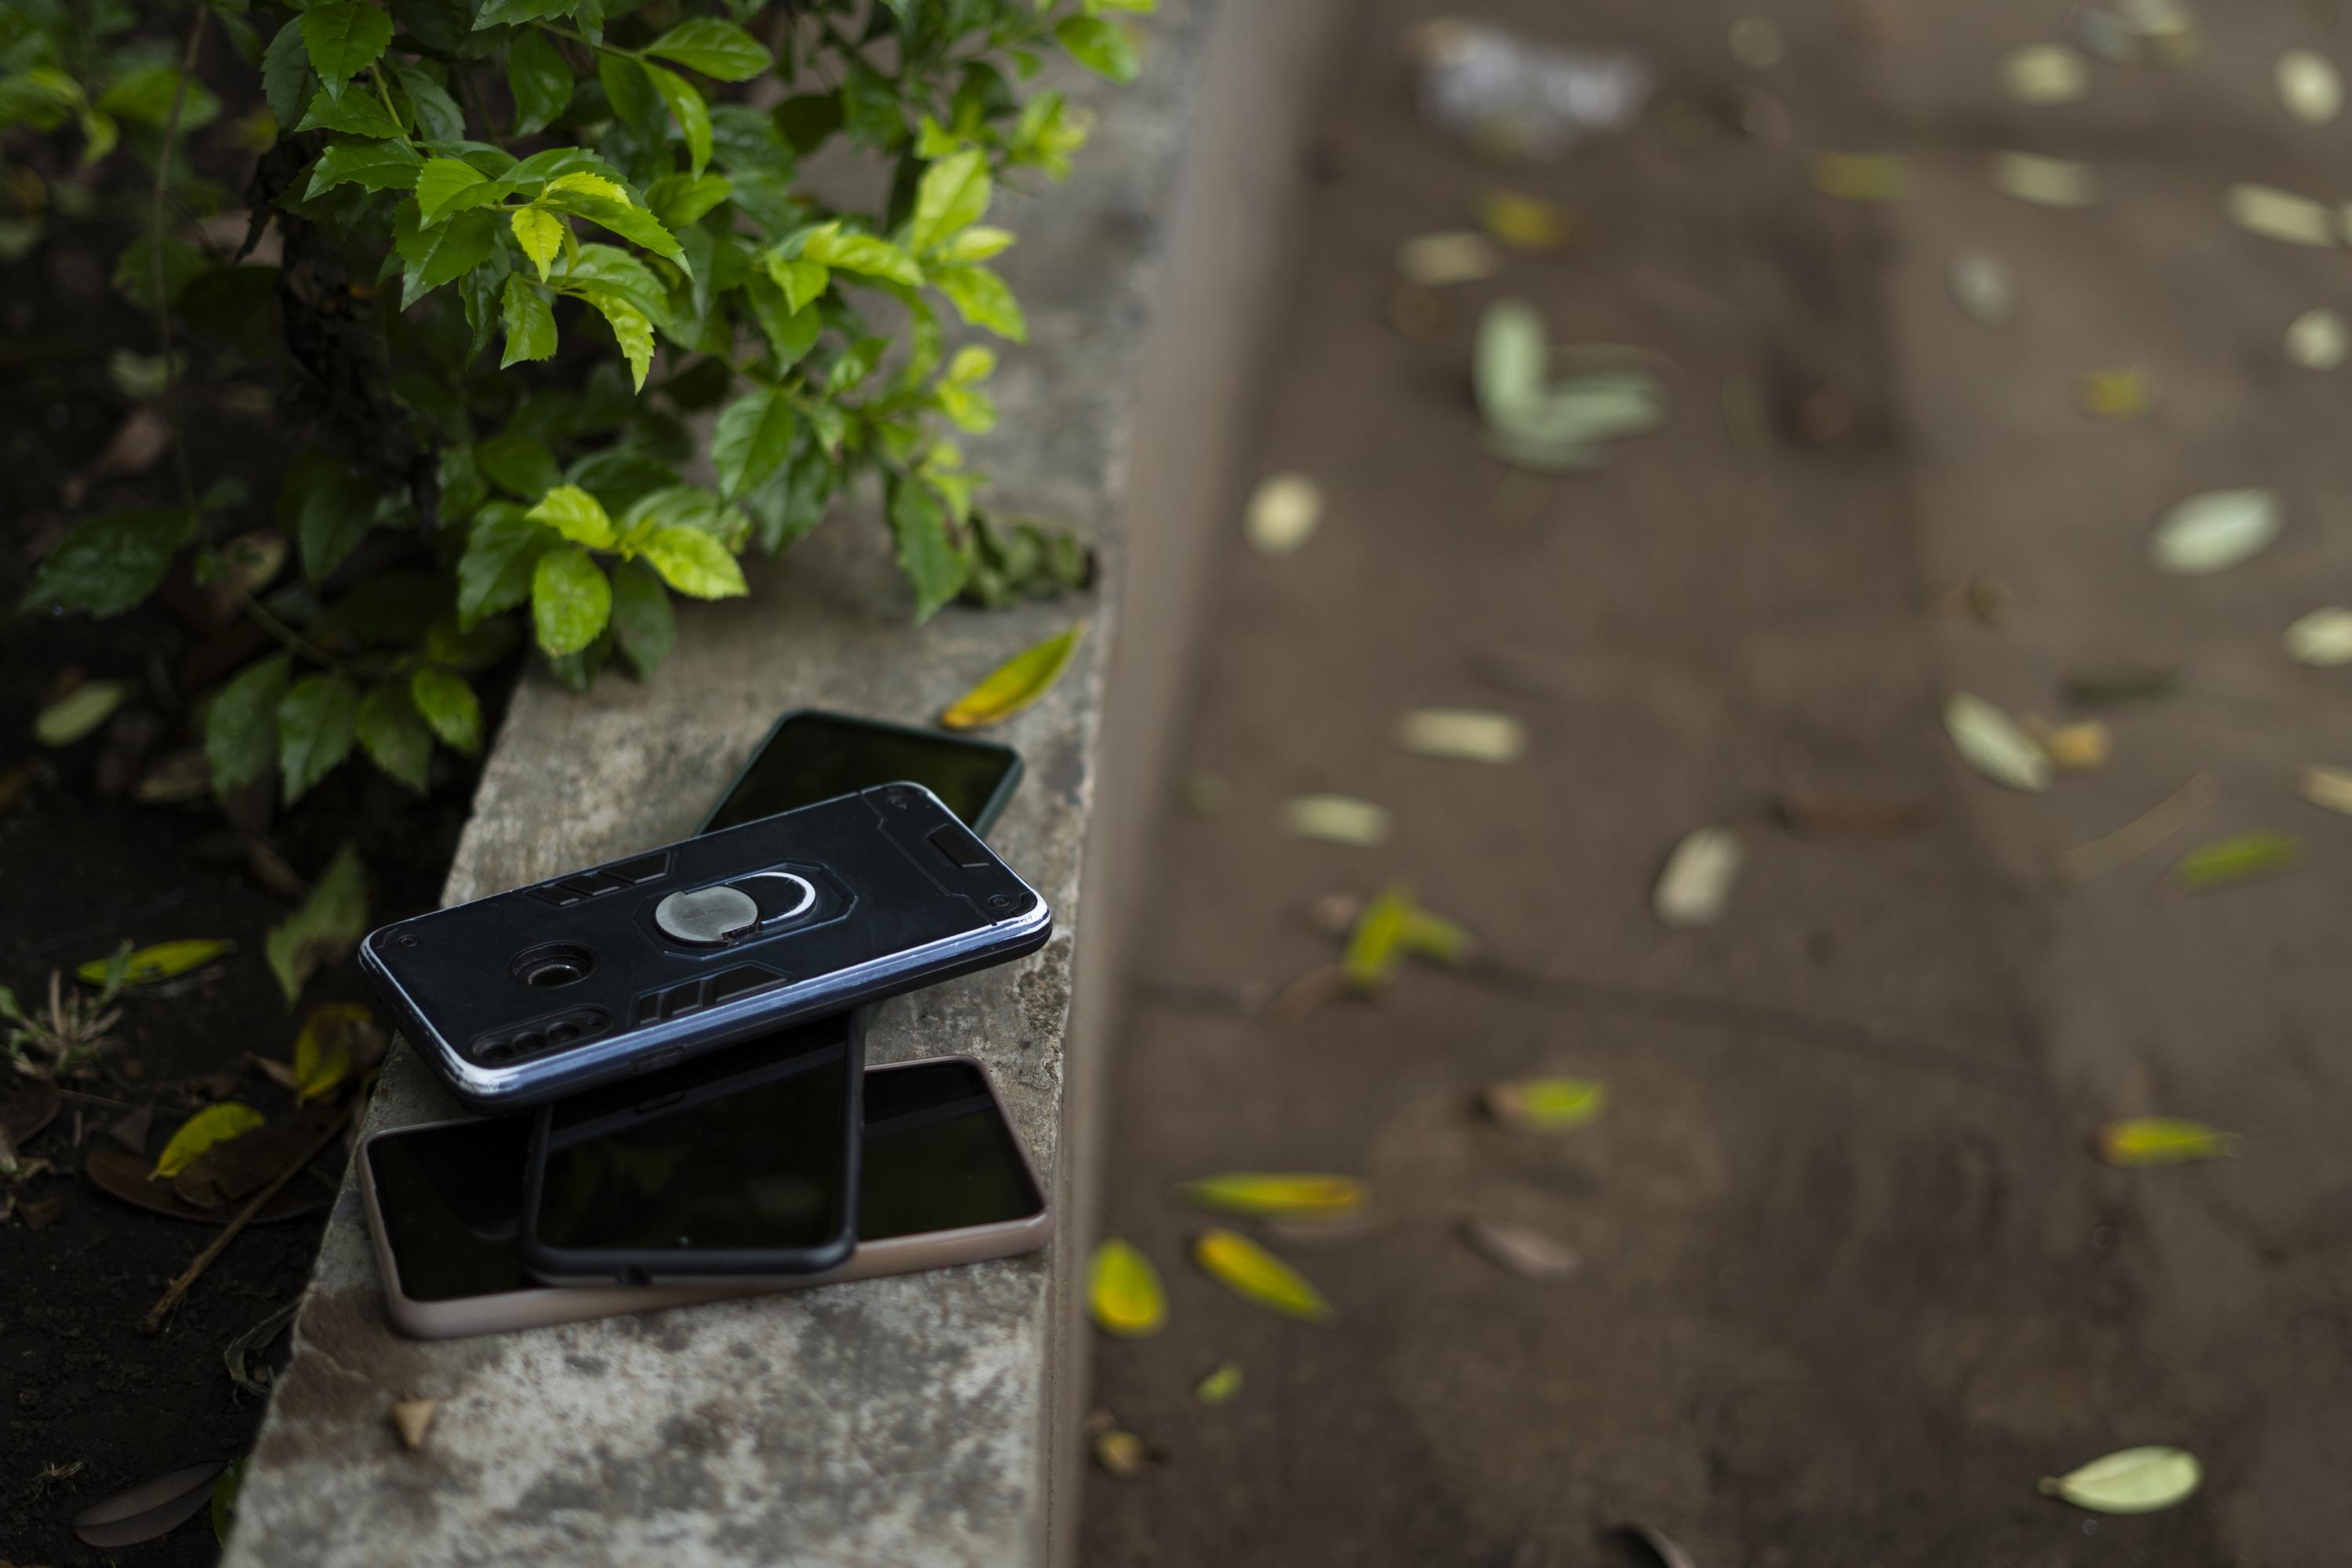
[7,0,1150,804]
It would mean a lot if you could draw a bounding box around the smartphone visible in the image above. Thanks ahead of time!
[360,782,1052,1112]
[699,710,1023,838]
[358,1056,1051,1338]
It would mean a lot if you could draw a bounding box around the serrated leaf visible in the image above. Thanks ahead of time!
[887,477,967,621]
[76,939,234,987]
[296,87,403,140]
[2098,1117,2240,1167]
[1195,1228,1330,1322]
[544,187,686,268]
[299,2,391,90]
[414,157,488,223]
[1945,692,2052,792]
[527,484,615,549]
[510,205,566,282]
[532,546,612,655]
[1282,794,1388,847]
[939,622,1086,730]
[408,668,482,754]
[644,17,771,82]
[1654,825,1743,927]
[2149,488,2279,575]
[265,841,365,1007]
[306,139,422,199]
[262,21,315,132]
[635,525,746,600]
[277,672,358,804]
[711,389,797,499]
[2172,830,2296,891]
[580,289,655,390]
[456,504,552,627]
[1089,1237,1164,1335]
[766,255,829,314]
[2226,182,2333,245]
[357,681,432,793]
[20,506,196,619]
[499,275,557,366]
[2038,1446,2200,1514]
[801,223,923,288]
[1484,1077,1606,1132]
[206,654,291,794]
[395,205,497,307]
[1180,1174,1365,1218]
[152,1103,265,1180]
[33,680,132,746]
[292,1002,368,1101]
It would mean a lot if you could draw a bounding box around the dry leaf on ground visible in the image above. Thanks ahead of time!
[1610,1523,1700,1568]
[1088,1237,1166,1336]
[1245,474,1321,555]
[2040,720,2111,772]
[34,680,133,746]
[940,622,1087,730]
[152,1102,266,1180]
[1179,1174,1366,1218]
[70,1460,228,1548]
[2098,1117,2240,1166]
[2078,367,2154,419]
[1812,152,1907,201]
[1654,826,1742,927]
[1777,789,1928,836]
[2284,608,2352,666]
[2150,489,2280,575]
[2003,44,2088,103]
[2062,667,2180,709]
[2284,307,2347,370]
[1396,230,1501,286]
[2296,764,2352,816]
[2062,772,2215,880]
[2038,1446,2200,1513]
[265,841,367,1007]
[1948,251,2016,325]
[1945,694,2050,792]
[76,939,234,987]
[2226,183,2334,245]
[1396,708,1526,763]
[1477,189,1573,250]
[1194,1228,1331,1322]
[2172,831,2296,891]
[1460,1218,1579,1279]
[1484,1076,1606,1132]
[1991,151,2097,207]
[1282,795,1390,848]
[1094,1426,1149,1479]
[391,1398,437,1451]
[2277,49,2342,125]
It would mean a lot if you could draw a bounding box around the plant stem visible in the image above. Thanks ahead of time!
[142,1103,355,1332]
[147,5,209,520]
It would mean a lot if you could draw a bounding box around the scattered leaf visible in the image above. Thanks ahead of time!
[1094,1425,1149,1479]
[2078,367,2154,419]
[2042,720,2111,772]
[84,1142,322,1225]
[1194,1227,1330,1322]
[2225,183,2333,246]
[2296,763,2352,816]
[1728,16,1783,69]
[1991,151,2097,208]
[1653,825,1743,927]
[1245,474,1321,556]
[34,679,133,746]
[2098,1117,2240,1167]
[152,1102,265,1179]
[1395,708,1526,763]
[1180,1174,1365,1219]
[1194,1361,1245,1405]
[1484,1076,1607,1132]
[939,622,1087,731]
[2285,608,2352,666]
[1811,151,1906,201]
[1777,789,1928,836]
[263,840,367,1006]
[1341,881,1474,988]
[2148,488,2279,575]
[1283,794,1390,848]
[391,1397,437,1451]
[292,1002,372,1100]
[211,1457,246,1544]
[1948,250,2016,325]
[1945,693,2052,792]
[1477,189,1572,251]
[77,938,234,988]
[2061,667,2181,709]
[2062,771,2216,880]
[1460,1217,1579,1280]
[71,1460,229,1548]
[1088,1237,1166,1336]
[2172,830,2296,891]
[1396,230,1501,287]
[2038,1446,2200,1513]
[1266,1209,1385,1246]
[2003,44,2088,103]
[2277,49,2342,125]
[2283,307,2347,370]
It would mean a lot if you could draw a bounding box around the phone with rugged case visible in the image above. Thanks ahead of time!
[699,710,1023,839]
[359,782,1051,1112]
[358,1055,1051,1338]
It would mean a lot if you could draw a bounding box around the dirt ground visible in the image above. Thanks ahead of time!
[1083,2,2352,1564]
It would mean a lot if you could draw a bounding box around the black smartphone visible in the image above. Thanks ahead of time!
[699,710,1024,838]
[361,782,1051,1112]
[358,1057,1052,1338]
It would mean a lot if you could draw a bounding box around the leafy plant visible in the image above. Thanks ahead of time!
[3,946,132,1081]
[8,0,1145,804]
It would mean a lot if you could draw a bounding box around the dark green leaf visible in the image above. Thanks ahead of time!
[710,389,796,499]
[277,449,376,583]
[505,26,572,135]
[456,503,553,627]
[499,275,557,366]
[887,476,967,622]
[597,51,662,132]
[263,841,365,1006]
[98,66,219,131]
[262,21,318,131]
[742,274,820,369]
[608,556,676,677]
[277,672,359,805]
[20,507,194,619]
[387,59,463,143]
[477,430,561,499]
[301,2,393,91]
[408,667,483,753]
[841,60,903,147]
[646,18,771,82]
[557,244,671,325]
[643,62,712,176]
[1057,16,1140,82]
[531,546,612,655]
[645,171,731,230]
[357,681,432,793]
[773,91,844,156]
[394,205,499,308]
[205,652,292,796]
[305,138,423,198]
[296,83,404,138]
[318,570,445,645]
[472,0,572,26]
[565,445,676,512]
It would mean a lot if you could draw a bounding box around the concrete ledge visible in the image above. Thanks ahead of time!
[220,4,1251,1563]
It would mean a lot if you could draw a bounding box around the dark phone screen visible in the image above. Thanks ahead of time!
[701,713,1017,834]
[370,1060,1042,1301]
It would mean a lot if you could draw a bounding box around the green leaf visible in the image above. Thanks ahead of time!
[543,187,687,267]
[636,525,747,599]
[473,0,572,25]
[1088,1238,1165,1335]
[931,263,1025,340]
[205,653,292,795]
[277,672,359,804]
[532,546,612,655]
[2172,831,2298,891]
[505,27,572,136]
[645,18,771,82]
[643,62,713,176]
[801,222,921,287]
[939,621,1087,730]
[263,840,366,1007]
[357,680,433,793]
[481,432,564,498]
[409,668,483,754]
[306,139,423,198]
[20,507,194,618]
[580,289,655,390]
[499,276,557,366]
[414,156,489,223]
[645,172,731,230]
[153,1103,266,1179]
[608,556,676,677]
[32,681,130,746]
[1195,1363,1244,1406]
[710,389,797,499]
[942,224,1014,263]
[1483,1077,1607,1132]
[300,2,392,92]
[840,60,904,147]
[1056,16,1141,82]
[277,449,374,582]
[395,205,499,308]
[910,149,992,253]
[557,245,672,327]
[456,503,553,627]
[78,939,235,988]
[743,277,820,368]
[527,484,616,548]
[291,1002,368,1101]
[296,84,403,138]
[262,21,317,132]
[2038,1447,2200,1514]
[765,254,829,314]
[1194,1228,1329,1322]
[597,51,662,131]
[887,477,967,622]
[387,59,463,143]
[510,205,567,281]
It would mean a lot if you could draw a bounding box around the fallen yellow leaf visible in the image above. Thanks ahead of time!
[2097,1117,2240,1167]
[1179,1174,1366,1218]
[1484,1077,1607,1132]
[1812,152,1907,201]
[1088,1238,1165,1337]
[1477,189,1573,251]
[292,1002,371,1101]
[939,622,1087,731]
[1194,1228,1330,1322]
[151,1103,266,1181]
[77,938,235,988]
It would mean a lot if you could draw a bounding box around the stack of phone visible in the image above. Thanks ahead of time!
[356,713,1054,1338]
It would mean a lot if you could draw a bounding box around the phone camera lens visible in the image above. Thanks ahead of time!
[513,1031,546,1054]
[547,1021,581,1045]
[987,893,1011,910]
[479,1039,514,1063]
[510,942,595,988]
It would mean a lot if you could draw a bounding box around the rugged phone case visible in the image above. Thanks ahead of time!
[358,782,1052,1112]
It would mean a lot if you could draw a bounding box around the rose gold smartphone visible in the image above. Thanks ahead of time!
[358,1056,1050,1339]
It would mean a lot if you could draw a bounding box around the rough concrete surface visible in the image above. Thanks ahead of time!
[1083,2,2352,1566]
[221,5,1220,1563]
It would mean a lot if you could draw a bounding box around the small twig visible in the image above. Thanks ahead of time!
[147,6,210,519]
[143,1105,354,1332]
[53,1087,145,1112]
